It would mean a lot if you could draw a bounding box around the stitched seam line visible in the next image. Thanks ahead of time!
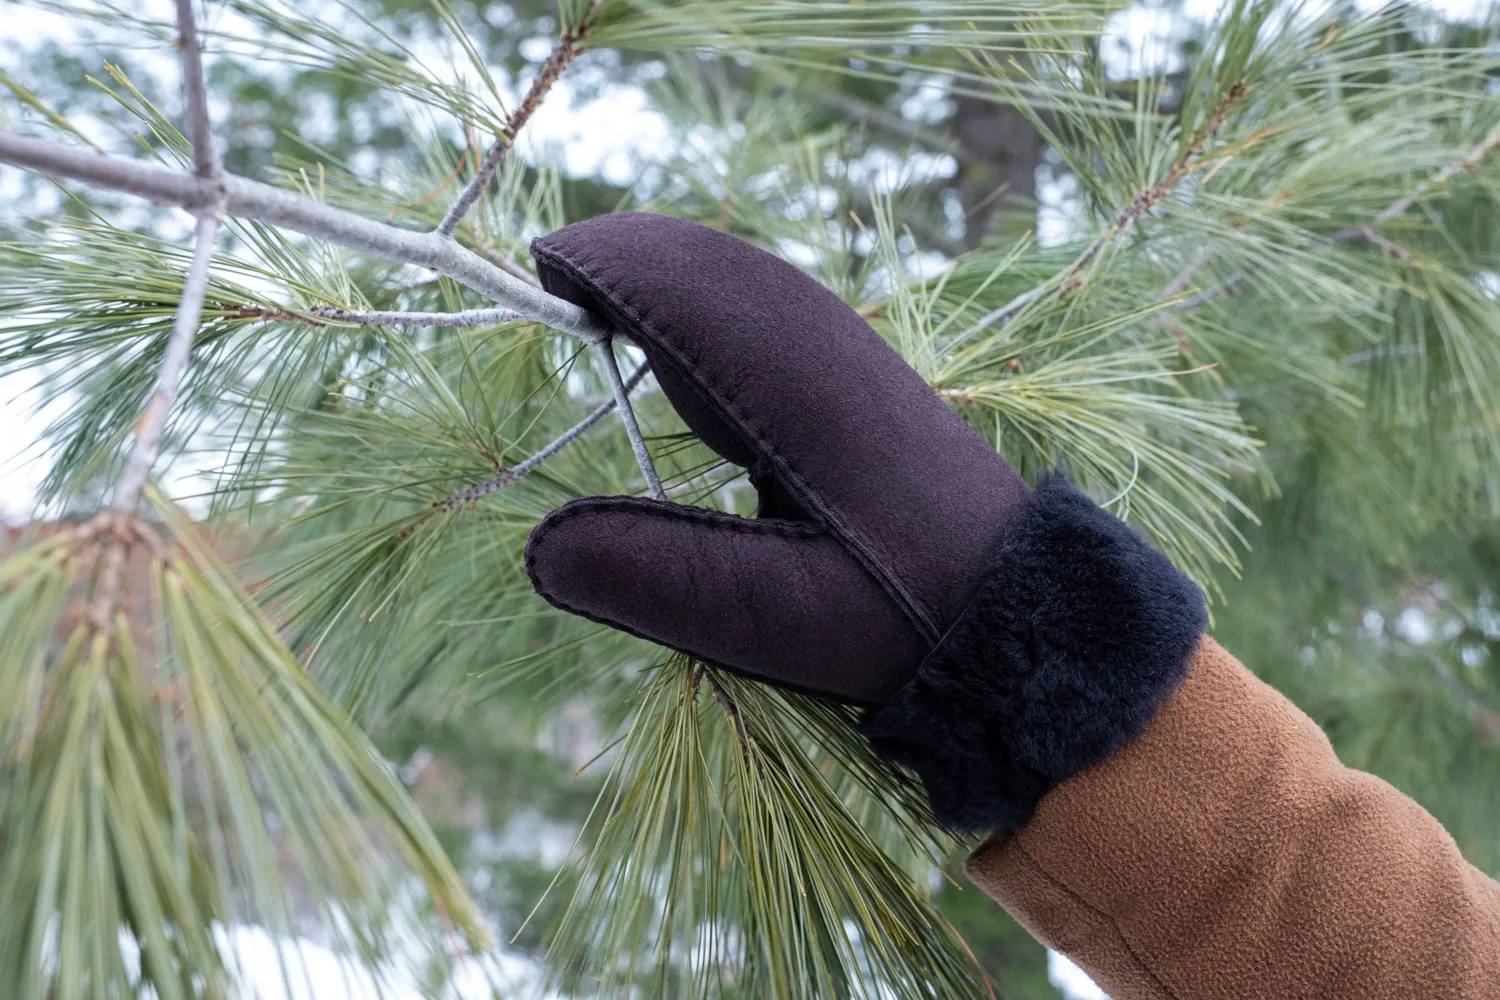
[1010,840,1185,1000]
[533,240,943,642]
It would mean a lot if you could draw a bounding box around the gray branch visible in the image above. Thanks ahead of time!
[1158,245,1215,302]
[598,340,664,500]
[948,85,1246,348]
[110,0,224,513]
[310,305,528,328]
[2,0,673,537]
[812,89,978,169]
[436,0,601,238]
[436,362,651,510]
[0,132,610,343]
[113,213,221,511]
[0,131,688,494]
[175,0,218,180]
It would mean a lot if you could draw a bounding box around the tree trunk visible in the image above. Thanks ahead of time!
[950,96,1043,251]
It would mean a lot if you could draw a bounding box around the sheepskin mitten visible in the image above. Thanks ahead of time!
[524,212,1205,833]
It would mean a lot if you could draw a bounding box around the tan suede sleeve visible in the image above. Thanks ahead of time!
[964,637,1500,1000]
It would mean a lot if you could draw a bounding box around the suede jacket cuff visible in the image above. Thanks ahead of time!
[861,473,1207,835]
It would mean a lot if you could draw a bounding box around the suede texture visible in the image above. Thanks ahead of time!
[966,637,1500,1000]
[524,497,929,701]
[526,212,1029,703]
[862,473,1206,833]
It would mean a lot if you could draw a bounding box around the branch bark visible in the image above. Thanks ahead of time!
[436,0,603,238]
[693,662,761,769]
[309,305,528,327]
[1057,82,1245,296]
[109,0,224,514]
[112,214,221,512]
[0,132,610,343]
[0,132,673,500]
[175,0,218,179]
[92,0,224,628]
[598,339,665,500]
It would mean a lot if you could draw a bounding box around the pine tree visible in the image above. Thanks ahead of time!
[1,1,1497,997]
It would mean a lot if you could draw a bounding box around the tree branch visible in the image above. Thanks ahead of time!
[1158,244,1215,302]
[598,339,664,500]
[1369,122,1500,226]
[175,0,218,180]
[812,88,979,169]
[435,1,602,238]
[91,1,224,628]
[0,132,610,343]
[435,361,650,510]
[954,83,1246,343]
[309,305,528,327]
[110,0,225,515]
[112,215,221,512]
[1057,82,1245,296]
[693,662,761,769]
[1391,634,1500,746]
[1167,122,1500,318]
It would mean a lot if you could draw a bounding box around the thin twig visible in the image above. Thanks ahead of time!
[1168,122,1500,317]
[231,302,530,328]
[693,663,761,769]
[1166,272,1245,313]
[476,242,540,286]
[230,303,311,324]
[598,339,664,500]
[1370,122,1500,225]
[436,0,602,238]
[174,0,218,180]
[112,0,224,512]
[434,361,650,510]
[1338,344,1424,368]
[0,132,610,343]
[1390,634,1500,745]
[954,83,1246,343]
[93,1,224,626]
[1058,82,1246,295]
[813,87,979,168]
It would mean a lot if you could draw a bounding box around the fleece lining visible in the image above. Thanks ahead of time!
[862,473,1207,834]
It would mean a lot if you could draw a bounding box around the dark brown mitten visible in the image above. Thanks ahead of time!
[525,213,1206,832]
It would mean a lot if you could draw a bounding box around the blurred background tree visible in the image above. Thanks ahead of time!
[1,0,1497,997]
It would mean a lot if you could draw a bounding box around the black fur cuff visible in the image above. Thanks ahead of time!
[861,473,1207,835]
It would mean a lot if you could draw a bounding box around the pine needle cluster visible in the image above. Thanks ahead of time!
[1,0,1496,996]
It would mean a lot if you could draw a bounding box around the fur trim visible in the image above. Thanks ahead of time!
[861,473,1207,834]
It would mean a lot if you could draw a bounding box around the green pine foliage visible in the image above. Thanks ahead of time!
[1,0,1497,997]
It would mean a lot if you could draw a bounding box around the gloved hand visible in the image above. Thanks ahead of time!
[524,212,1030,705]
[524,212,1205,833]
